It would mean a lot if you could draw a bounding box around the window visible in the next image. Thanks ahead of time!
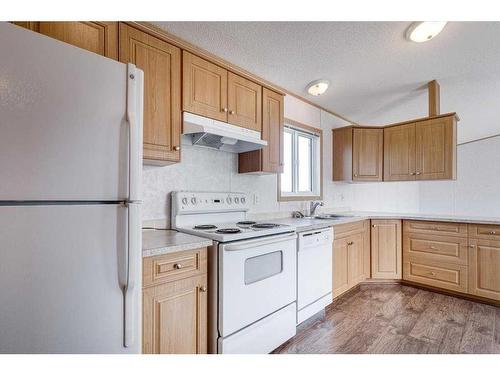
[279,122,322,200]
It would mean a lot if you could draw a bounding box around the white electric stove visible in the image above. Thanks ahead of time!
[171,191,297,354]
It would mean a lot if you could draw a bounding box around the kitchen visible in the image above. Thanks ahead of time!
[1,1,500,373]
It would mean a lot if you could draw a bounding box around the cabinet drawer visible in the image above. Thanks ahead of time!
[334,220,366,238]
[403,258,467,293]
[468,224,500,240]
[403,233,468,265]
[143,248,207,287]
[404,220,467,237]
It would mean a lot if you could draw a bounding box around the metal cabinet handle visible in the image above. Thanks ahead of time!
[200,286,207,292]
[469,245,475,248]
[489,231,497,235]
[173,146,180,151]
[229,110,235,115]
[347,241,354,246]
[354,173,358,177]
[372,224,376,228]
[428,271,436,276]
[173,263,183,270]
[410,172,416,176]
[222,108,228,113]
[416,171,421,175]
[430,246,437,250]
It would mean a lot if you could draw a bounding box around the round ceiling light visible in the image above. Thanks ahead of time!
[306,80,329,96]
[406,21,447,43]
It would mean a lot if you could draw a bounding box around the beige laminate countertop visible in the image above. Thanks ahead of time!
[270,211,500,233]
[142,229,212,258]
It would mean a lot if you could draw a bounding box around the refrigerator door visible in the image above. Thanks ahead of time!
[0,23,143,201]
[0,204,141,353]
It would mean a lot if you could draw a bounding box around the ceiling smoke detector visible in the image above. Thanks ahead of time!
[406,21,448,43]
[306,80,329,96]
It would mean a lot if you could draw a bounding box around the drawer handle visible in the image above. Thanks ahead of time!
[429,246,437,250]
[173,263,183,270]
[428,271,436,276]
[469,245,475,248]
[489,231,497,235]
[347,241,354,246]
[200,286,207,292]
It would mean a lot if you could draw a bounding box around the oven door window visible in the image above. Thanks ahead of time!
[244,251,283,285]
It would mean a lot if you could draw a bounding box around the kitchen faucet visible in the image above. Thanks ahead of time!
[309,201,324,216]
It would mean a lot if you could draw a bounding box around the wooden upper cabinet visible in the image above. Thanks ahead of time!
[120,24,182,164]
[238,88,284,174]
[352,128,383,181]
[13,22,118,60]
[371,219,402,279]
[183,51,228,122]
[332,127,382,181]
[227,72,262,131]
[415,116,456,180]
[383,123,416,181]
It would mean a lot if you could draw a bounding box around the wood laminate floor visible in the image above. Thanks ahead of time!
[274,284,500,354]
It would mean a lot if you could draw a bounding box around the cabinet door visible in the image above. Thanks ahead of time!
[469,239,500,301]
[415,116,456,180]
[332,127,353,181]
[383,123,416,181]
[183,51,228,122]
[332,237,350,298]
[353,128,383,181]
[371,219,402,279]
[14,22,118,60]
[120,24,182,164]
[143,274,207,354]
[227,72,262,131]
[348,233,366,285]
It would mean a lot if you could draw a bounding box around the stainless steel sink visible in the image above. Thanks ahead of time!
[313,214,350,220]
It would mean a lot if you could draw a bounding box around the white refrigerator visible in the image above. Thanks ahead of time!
[0,22,144,353]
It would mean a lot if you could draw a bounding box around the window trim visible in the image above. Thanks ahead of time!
[278,118,323,202]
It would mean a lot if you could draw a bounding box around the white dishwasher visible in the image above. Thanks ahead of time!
[297,227,333,324]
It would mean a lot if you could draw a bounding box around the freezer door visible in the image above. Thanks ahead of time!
[0,23,143,201]
[0,204,141,353]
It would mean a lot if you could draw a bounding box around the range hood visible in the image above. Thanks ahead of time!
[182,112,267,153]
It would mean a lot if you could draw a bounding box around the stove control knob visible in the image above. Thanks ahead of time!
[226,197,232,204]
[182,197,188,205]
[191,197,197,205]
[241,197,246,204]
[234,197,240,204]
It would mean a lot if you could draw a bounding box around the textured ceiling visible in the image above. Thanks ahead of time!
[153,21,500,143]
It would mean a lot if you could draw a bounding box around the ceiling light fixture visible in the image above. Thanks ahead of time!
[406,21,447,43]
[306,79,329,96]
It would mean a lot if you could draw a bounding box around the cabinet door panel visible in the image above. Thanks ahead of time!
[183,52,228,122]
[353,128,383,181]
[120,24,182,164]
[143,274,207,354]
[416,117,455,180]
[383,123,416,181]
[348,233,365,285]
[14,21,118,59]
[371,220,402,279]
[227,72,262,131]
[469,239,500,301]
[333,237,349,298]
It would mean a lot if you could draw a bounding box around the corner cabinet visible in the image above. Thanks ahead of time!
[119,24,182,165]
[371,219,402,279]
[142,248,208,354]
[332,127,383,182]
[238,88,284,174]
[12,21,119,60]
[384,114,457,181]
[332,220,370,298]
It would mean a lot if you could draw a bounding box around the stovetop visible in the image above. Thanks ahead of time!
[177,221,295,242]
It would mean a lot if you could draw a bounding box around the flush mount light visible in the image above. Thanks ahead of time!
[306,80,329,96]
[406,21,447,43]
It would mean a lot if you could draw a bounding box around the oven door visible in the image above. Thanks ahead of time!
[219,232,297,337]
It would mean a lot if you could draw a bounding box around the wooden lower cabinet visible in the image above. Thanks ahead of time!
[468,239,500,301]
[332,220,370,298]
[403,258,468,293]
[371,219,402,279]
[143,248,208,354]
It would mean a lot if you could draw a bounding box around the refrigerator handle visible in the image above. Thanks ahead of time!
[126,63,143,203]
[123,202,141,348]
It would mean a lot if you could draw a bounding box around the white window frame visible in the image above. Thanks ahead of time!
[280,124,321,200]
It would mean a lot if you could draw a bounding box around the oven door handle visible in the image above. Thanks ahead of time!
[223,232,297,252]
